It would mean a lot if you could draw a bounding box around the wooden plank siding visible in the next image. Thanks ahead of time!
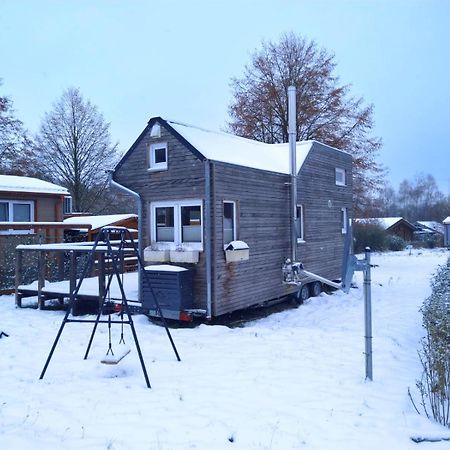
[114,122,208,309]
[210,142,352,316]
[296,143,353,281]
[212,161,292,316]
[114,119,353,318]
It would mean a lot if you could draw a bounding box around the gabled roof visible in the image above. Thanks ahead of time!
[354,217,416,231]
[415,221,445,235]
[0,175,69,195]
[443,217,450,225]
[115,117,349,176]
[63,214,137,232]
[167,120,313,174]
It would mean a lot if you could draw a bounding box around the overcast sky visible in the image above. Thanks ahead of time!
[1,0,449,194]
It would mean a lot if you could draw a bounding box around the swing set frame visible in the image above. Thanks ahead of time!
[39,226,181,389]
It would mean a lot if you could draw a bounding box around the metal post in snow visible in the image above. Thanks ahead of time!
[363,247,373,381]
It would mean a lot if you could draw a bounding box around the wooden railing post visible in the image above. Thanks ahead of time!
[15,249,22,307]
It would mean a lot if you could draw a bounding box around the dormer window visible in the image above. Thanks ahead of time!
[149,142,168,171]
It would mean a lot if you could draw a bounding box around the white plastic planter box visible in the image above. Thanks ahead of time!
[225,240,250,263]
[144,248,170,263]
[169,250,199,264]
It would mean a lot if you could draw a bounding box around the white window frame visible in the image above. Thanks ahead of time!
[63,196,72,215]
[148,142,168,172]
[150,199,203,250]
[341,207,348,234]
[0,200,34,235]
[335,168,346,186]
[223,200,237,248]
[296,204,305,243]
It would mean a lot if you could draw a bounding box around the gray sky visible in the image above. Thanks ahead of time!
[1,0,449,194]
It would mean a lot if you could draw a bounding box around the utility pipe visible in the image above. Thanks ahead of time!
[204,160,213,319]
[288,86,297,263]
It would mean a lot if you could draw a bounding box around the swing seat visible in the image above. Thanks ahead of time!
[101,346,131,365]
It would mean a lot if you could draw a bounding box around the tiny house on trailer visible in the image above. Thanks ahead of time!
[112,117,353,320]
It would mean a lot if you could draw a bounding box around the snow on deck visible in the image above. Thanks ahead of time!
[19,271,139,301]
[0,174,69,195]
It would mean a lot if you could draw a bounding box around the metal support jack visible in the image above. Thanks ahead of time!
[40,226,181,388]
[283,224,374,381]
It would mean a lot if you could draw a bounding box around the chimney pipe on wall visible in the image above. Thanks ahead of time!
[288,86,297,262]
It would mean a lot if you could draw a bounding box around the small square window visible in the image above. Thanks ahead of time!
[335,168,346,186]
[149,143,168,171]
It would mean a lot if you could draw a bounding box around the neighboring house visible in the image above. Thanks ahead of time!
[0,175,71,292]
[113,117,352,319]
[355,217,416,242]
[414,221,445,245]
[63,214,138,241]
[444,217,450,247]
[0,175,71,240]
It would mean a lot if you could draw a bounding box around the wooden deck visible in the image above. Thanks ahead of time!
[17,272,139,308]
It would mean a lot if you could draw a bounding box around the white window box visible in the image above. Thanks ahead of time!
[225,240,249,263]
[169,249,199,264]
[144,247,170,263]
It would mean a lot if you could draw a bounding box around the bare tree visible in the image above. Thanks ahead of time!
[0,81,38,176]
[36,87,119,212]
[228,33,385,213]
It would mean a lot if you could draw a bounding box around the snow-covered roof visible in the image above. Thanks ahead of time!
[167,120,319,174]
[443,217,450,225]
[354,217,413,230]
[63,214,137,232]
[0,175,69,195]
[416,221,445,234]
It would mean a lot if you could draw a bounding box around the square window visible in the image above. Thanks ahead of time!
[13,203,32,222]
[335,168,346,186]
[149,143,168,171]
[151,201,203,250]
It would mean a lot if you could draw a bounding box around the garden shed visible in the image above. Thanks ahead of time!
[112,117,353,319]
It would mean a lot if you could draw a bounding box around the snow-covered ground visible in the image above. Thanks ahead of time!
[1,249,450,449]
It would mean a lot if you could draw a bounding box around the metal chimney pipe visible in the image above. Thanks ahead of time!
[288,86,297,262]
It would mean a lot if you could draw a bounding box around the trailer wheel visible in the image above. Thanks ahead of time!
[295,284,310,304]
[309,281,322,297]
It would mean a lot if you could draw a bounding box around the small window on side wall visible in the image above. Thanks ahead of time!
[335,168,346,186]
[149,142,168,171]
[341,207,348,234]
[223,201,236,247]
[296,204,304,242]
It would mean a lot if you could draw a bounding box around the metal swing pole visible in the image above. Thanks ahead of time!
[124,229,181,362]
[83,260,119,360]
[40,232,104,380]
[363,247,373,381]
[103,228,151,388]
